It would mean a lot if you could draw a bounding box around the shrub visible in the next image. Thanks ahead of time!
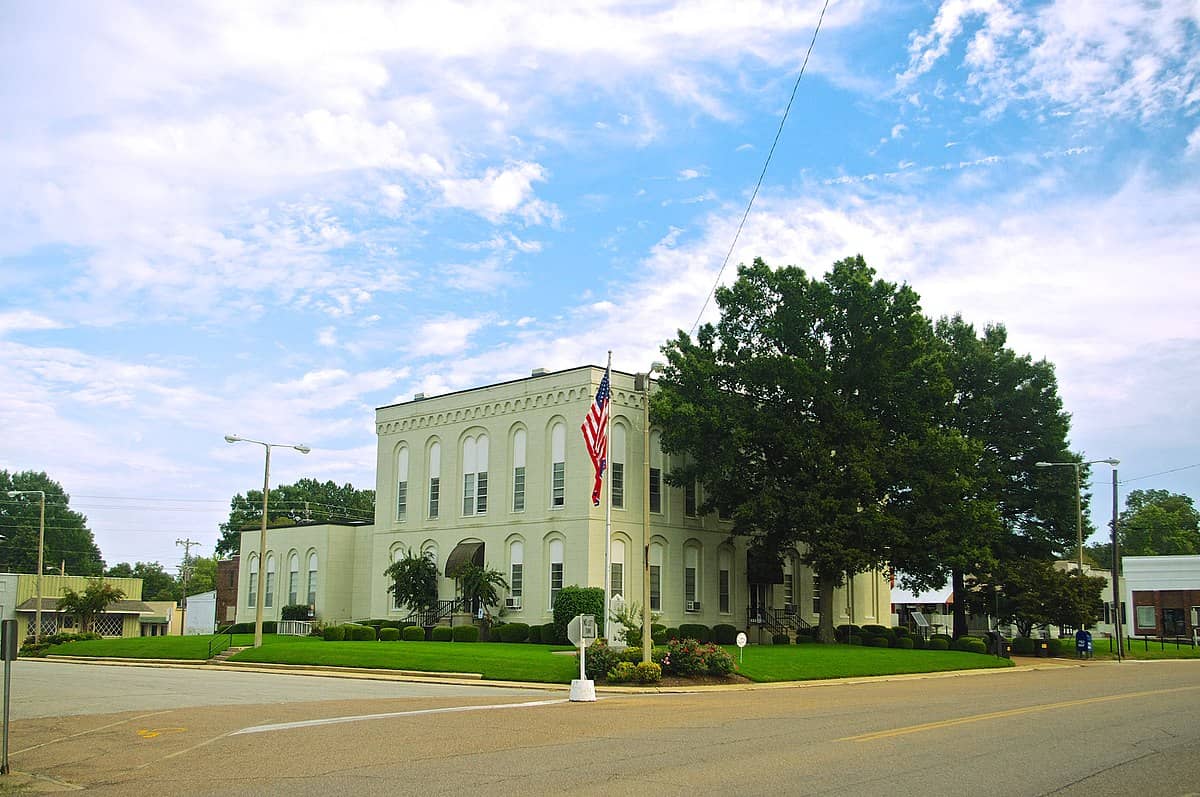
[657,637,735,678]
[1046,638,1065,657]
[378,628,400,641]
[651,624,666,637]
[954,637,987,655]
[452,625,479,642]
[894,637,914,649]
[678,623,711,643]
[835,624,861,641]
[344,624,375,641]
[912,636,928,650]
[712,624,738,645]
[323,625,346,642]
[430,626,453,642]
[280,604,312,621]
[225,622,256,634]
[929,638,950,651]
[867,636,890,648]
[499,622,529,643]
[847,635,864,646]
[794,634,816,644]
[606,661,637,683]
[621,647,644,663]
[663,627,680,642]
[892,626,910,638]
[931,633,953,644]
[652,627,669,645]
[582,639,622,681]
[262,621,277,634]
[553,585,606,640]
[861,624,889,636]
[526,624,543,644]
[772,633,791,645]
[1011,636,1035,655]
[634,661,662,684]
[402,625,426,641]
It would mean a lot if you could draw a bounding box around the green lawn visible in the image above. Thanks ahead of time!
[42,633,1018,684]
[1085,637,1200,661]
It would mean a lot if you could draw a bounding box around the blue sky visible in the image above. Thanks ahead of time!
[1,0,1197,575]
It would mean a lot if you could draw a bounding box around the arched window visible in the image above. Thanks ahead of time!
[783,556,796,613]
[611,538,626,598]
[428,441,441,519]
[611,423,626,509]
[684,544,700,611]
[306,552,318,607]
[396,445,409,522]
[509,539,524,608]
[265,554,276,608]
[462,432,489,516]
[512,428,527,512]
[288,552,300,606]
[649,431,663,514]
[719,548,732,614]
[548,538,564,606]
[247,555,259,608]
[550,422,566,507]
[390,546,406,609]
[649,542,664,611]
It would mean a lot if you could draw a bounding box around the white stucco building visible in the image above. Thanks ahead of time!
[236,365,891,635]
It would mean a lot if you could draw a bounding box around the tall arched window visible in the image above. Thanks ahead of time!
[548,538,564,607]
[396,445,409,522]
[649,542,664,611]
[719,548,732,614]
[288,552,300,606]
[611,538,626,598]
[508,539,524,608]
[306,552,318,607]
[265,554,276,608]
[512,428,527,512]
[649,431,663,514]
[684,544,700,611]
[247,555,259,608]
[783,556,795,612]
[428,441,442,519]
[611,423,626,509]
[550,423,566,507]
[462,432,489,516]
[390,546,406,609]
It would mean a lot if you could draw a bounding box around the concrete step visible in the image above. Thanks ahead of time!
[209,646,248,663]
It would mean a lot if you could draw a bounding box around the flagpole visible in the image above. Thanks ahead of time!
[602,350,613,641]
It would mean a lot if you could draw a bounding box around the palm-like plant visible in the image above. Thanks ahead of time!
[450,561,509,620]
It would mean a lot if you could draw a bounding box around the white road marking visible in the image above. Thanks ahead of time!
[232,697,572,735]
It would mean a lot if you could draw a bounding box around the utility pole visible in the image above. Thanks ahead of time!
[176,538,201,635]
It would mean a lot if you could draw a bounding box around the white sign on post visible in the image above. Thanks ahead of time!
[568,614,597,702]
[736,631,747,665]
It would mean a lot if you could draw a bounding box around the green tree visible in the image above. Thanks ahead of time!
[105,561,177,600]
[934,317,1080,636]
[966,560,1105,637]
[653,257,979,643]
[385,551,439,614]
[1118,490,1200,556]
[216,478,374,557]
[183,555,218,596]
[449,561,509,621]
[58,579,125,633]
[0,470,105,575]
[1083,542,1113,572]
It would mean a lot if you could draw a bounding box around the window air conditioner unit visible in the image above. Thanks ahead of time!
[686,600,701,612]
[505,597,522,610]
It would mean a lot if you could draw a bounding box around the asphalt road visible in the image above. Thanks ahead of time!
[4,658,1199,796]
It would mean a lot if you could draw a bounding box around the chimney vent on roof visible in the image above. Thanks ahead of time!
[531,368,547,376]
[413,392,426,401]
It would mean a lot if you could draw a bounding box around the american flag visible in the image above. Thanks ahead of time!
[581,367,611,506]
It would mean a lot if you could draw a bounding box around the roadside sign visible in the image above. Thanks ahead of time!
[736,631,747,665]
[567,614,597,647]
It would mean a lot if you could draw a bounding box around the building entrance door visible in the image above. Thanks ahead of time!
[1163,607,1186,637]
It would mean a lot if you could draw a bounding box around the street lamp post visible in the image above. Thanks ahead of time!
[6,491,45,643]
[224,435,310,648]
[636,363,664,665]
[1035,458,1119,572]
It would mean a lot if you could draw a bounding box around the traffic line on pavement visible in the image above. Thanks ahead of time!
[840,685,1200,743]
[12,710,174,755]
[232,698,571,736]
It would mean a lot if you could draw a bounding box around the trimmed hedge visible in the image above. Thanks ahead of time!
[835,624,861,641]
[402,626,426,641]
[663,627,680,642]
[912,636,928,650]
[452,625,479,642]
[772,633,790,645]
[713,624,738,645]
[794,634,816,644]
[929,638,950,651]
[498,622,530,643]
[378,628,400,641]
[553,585,605,639]
[931,633,953,644]
[323,625,346,642]
[678,623,711,643]
[1012,636,1035,654]
[894,637,914,649]
[344,624,376,641]
[954,637,987,654]
[892,626,910,638]
[1046,638,1065,657]
[225,621,278,634]
[867,635,890,648]
[430,626,454,642]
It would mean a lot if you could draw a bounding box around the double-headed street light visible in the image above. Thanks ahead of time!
[5,490,46,643]
[1035,458,1119,571]
[224,434,311,648]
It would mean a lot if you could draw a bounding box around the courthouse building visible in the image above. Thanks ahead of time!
[236,365,891,634]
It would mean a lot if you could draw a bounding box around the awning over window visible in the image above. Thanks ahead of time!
[445,541,484,577]
[746,549,784,584]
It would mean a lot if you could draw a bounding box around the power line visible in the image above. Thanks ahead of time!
[689,0,833,337]
[1119,463,1200,485]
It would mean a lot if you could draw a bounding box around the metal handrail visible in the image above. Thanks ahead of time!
[400,598,462,627]
[207,626,234,658]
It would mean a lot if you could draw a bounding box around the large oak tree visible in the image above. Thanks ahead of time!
[216,478,375,557]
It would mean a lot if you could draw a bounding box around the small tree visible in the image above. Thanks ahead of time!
[384,551,439,614]
[58,579,124,634]
[967,559,1105,637]
[449,561,508,621]
[553,586,605,639]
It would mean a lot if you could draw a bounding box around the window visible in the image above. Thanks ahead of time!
[396,446,409,521]
[509,540,524,605]
[391,547,405,608]
[649,432,663,514]
[719,549,731,614]
[684,479,697,517]
[611,539,625,598]
[611,425,626,508]
[247,556,259,607]
[428,442,441,518]
[549,538,564,606]
[288,552,299,606]
[307,552,318,607]
[265,554,276,608]
[684,546,699,608]
[462,433,489,516]
[783,558,794,611]
[812,573,821,616]
[1136,605,1156,629]
[512,429,527,512]
[551,422,566,507]
[649,543,663,612]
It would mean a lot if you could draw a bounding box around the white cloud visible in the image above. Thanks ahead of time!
[679,168,702,181]
[438,162,554,223]
[0,311,65,336]
[410,316,488,357]
[1187,126,1200,158]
